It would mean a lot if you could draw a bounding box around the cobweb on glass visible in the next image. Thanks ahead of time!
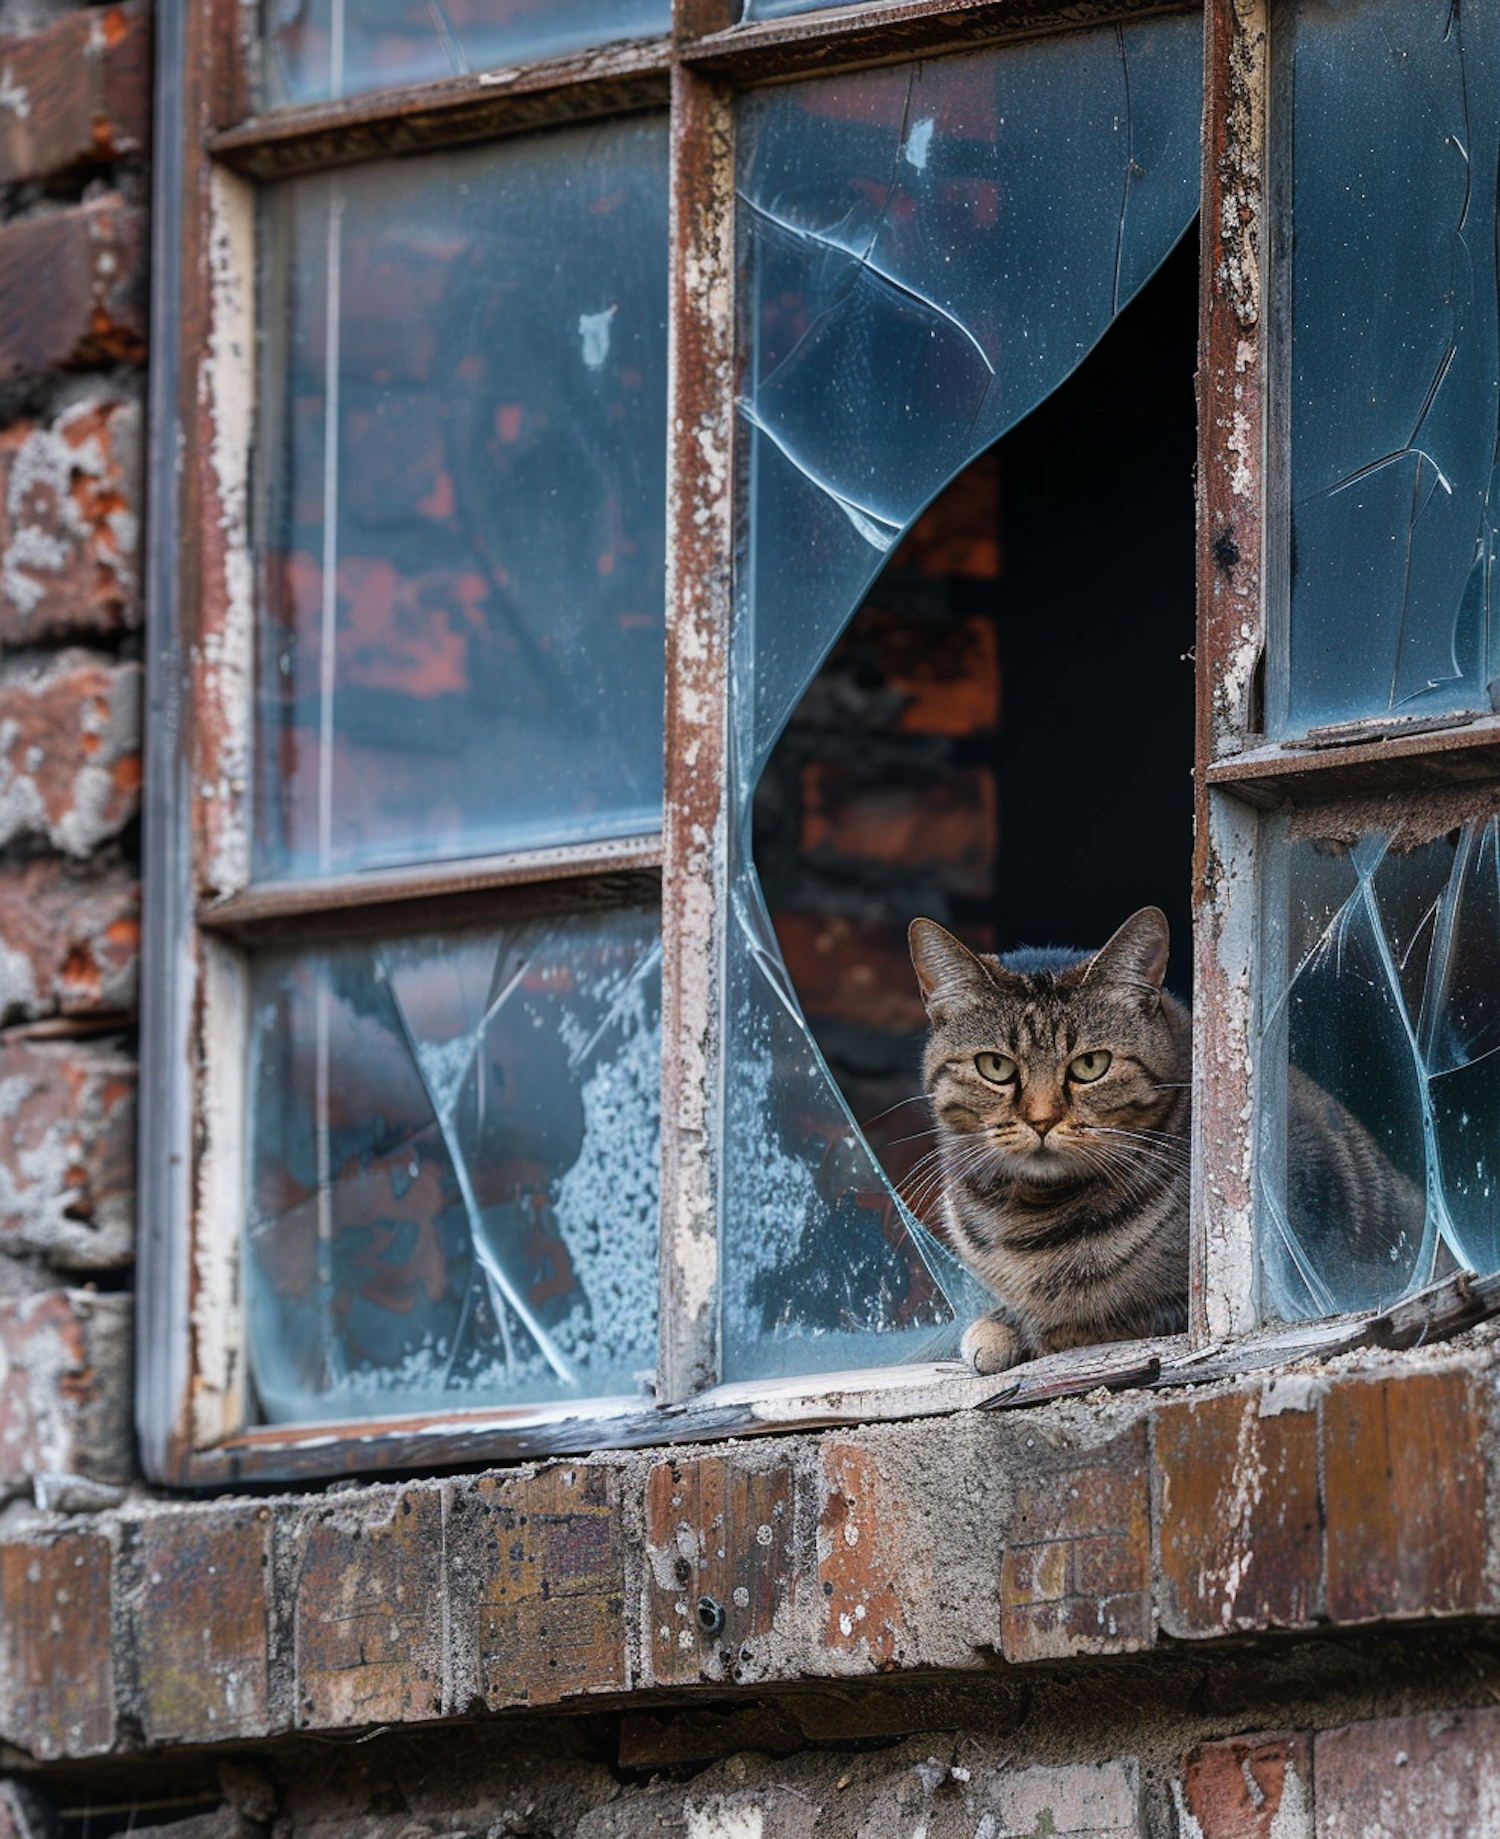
[722,18,1203,1382]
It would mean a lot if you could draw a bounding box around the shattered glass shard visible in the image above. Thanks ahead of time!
[1261,818,1500,1323]
[725,19,1201,1380]
[1284,0,1500,731]
[245,907,661,1422]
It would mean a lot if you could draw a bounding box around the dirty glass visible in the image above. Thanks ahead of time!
[256,118,668,882]
[724,19,1202,1380]
[1260,819,1500,1322]
[1282,0,1500,734]
[740,1,877,18]
[245,905,661,1423]
[265,0,670,110]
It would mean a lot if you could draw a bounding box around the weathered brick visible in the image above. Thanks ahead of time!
[1180,1734,1313,1838]
[130,1508,273,1745]
[0,1288,131,1486]
[0,856,138,1025]
[0,388,141,645]
[0,1528,115,1759]
[644,1454,799,1687]
[1316,1707,1500,1837]
[0,651,140,857]
[772,912,928,1035]
[1000,1422,1151,1663]
[0,196,146,381]
[976,1758,1142,1837]
[0,2,150,185]
[459,1463,626,1709]
[800,760,997,894]
[1323,1369,1486,1624]
[1154,1388,1322,1637]
[0,1034,133,1269]
[292,1486,446,1728]
[819,1441,915,1671]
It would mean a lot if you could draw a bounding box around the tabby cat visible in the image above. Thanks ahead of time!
[909,906,1190,1374]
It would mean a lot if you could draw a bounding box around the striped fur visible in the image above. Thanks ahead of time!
[909,907,1190,1374]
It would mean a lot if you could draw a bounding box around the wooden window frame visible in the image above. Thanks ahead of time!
[142,0,1465,1490]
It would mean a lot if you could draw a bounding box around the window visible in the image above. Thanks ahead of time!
[140,0,1492,1487]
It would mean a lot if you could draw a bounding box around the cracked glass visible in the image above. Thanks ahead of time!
[256,118,668,882]
[245,906,661,1422]
[265,0,670,110]
[1260,817,1500,1322]
[1283,0,1500,734]
[725,20,1203,1380]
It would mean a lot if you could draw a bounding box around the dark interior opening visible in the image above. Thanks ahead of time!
[753,226,1200,1196]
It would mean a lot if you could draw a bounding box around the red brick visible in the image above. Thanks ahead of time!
[0,196,146,381]
[772,911,928,1036]
[1323,1370,1487,1624]
[888,449,1002,580]
[0,3,150,185]
[0,1035,134,1270]
[1180,1734,1312,1838]
[292,1486,446,1728]
[0,389,141,645]
[0,856,138,1025]
[0,1288,131,1487]
[463,1463,626,1708]
[800,760,997,894]
[1000,1422,1151,1662]
[1316,1708,1500,1837]
[1154,1390,1322,1637]
[644,1455,799,1687]
[0,651,140,857]
[819,1442,914,1671]
[131,1509,272,1744]
[0,1529,115,1758]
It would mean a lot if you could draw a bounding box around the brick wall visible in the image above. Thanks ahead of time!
[0,0,146,1494]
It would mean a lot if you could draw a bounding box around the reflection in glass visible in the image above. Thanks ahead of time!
[257,118,668,881]
[1261,819,1500,1322]
[725,20,1202,1380]
[245,906,661,1422]
[266,0,671,110]
[1284,0,1500,733]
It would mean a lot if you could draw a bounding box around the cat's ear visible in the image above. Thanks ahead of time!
[1081,906,1170,998]
[909,919,1003,1016]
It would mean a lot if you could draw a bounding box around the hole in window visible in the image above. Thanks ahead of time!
[754,229,1199,1209]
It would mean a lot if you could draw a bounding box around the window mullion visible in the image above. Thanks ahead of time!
[1193,0,1270,1343]
[657,63,736,1404]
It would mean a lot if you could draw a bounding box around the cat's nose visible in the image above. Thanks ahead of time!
[1027,1115,1062,1140]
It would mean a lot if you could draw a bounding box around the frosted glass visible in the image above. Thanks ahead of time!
[256,118,668,881]
[245,906,661,1422]
[723,20,1202,1381]
[1260,821,1500,1323]
[1284,0,1500,733]
[266,0,671,109]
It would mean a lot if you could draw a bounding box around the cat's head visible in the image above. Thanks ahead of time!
[908,907,1189,1191]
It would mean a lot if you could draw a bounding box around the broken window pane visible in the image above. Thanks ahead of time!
[1283,0,1500,733]
[1260,816,1500,1322]
[724,19,1202,1381]
[245,905,661,1422]
[265,0,670,110]
[256,119,668,882]
[740,0,876,18]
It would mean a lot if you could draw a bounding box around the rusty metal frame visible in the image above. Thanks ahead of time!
[141,0,1264,1489]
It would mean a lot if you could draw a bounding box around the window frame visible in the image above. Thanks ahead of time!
[139,0,1353,1490]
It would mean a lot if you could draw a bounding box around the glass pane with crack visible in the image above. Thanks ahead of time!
[724,20,1202,1379]
[1259,818,1500,1321]
[265,0,670,109]
[256,118,668,881]
[244,905,661,1421]
[1283,0,1500,733]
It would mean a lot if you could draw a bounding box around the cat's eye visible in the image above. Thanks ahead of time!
[1068,1051,1112,1083]
[975,1052,1019,1084]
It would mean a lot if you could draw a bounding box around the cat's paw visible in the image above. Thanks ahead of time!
[961,1315,1025,1375]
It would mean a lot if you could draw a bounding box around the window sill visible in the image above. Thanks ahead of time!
[4,1289,1500,1762]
